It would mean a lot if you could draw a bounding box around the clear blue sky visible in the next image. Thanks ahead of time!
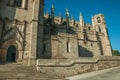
[44,0,120,51]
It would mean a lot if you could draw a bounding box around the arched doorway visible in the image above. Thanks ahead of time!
[6,45,17,62]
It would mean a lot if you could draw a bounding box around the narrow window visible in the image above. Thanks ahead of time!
[43,43,46,52]
[8,0,14,6]
[8,0,28,9]
[83,29,87,41]
[83,29,86,33]
[98,25,101,32]
[42,43,46,55]
[99,27,101,32]
[67,42,70,52]
[91,43,93,47]
[14,0,22,7]
[97,17,101,23]
[88,27,91,30]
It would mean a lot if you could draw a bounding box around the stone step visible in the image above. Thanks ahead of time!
[0,63,63,80]
[0,65,36,72]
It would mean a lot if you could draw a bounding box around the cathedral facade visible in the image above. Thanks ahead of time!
[0,0,112,65]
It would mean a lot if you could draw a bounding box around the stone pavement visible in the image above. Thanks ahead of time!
[0,63,64,80]
[66,66,120,80]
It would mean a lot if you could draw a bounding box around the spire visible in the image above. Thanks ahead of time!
[71,16,74,20]
[59,12,62,17]
[79,12,84,26]
[58,12,62,24]
[45,10,49,18]
[51,4,55,24]
[71,16,75,26]
[52,4,54,8]
[66,8,69,29]
[66,8,69,17]
[51,4,55,18]
[46,10,49,14]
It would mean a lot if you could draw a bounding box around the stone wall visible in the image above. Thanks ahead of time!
[36,57,120,78]
[43,12,112,58]
[51,32,79,59]
[0,0,33,21]
[78,40,101,57]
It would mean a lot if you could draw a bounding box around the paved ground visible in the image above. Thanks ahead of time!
[66,66,120,80]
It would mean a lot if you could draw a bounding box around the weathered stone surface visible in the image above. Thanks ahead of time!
[36,57,120,78]
[0,0,44,65]
[0,63,64,80]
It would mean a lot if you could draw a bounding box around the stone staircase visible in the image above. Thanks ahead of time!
[0,63,64,80]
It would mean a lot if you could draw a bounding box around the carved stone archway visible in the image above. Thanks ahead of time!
[6,45,17,62]
[0,39,22,62]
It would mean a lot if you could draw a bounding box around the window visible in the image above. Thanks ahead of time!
[97,17,101,23]
[83,29,86,33]
[83,29,88,41]
[14,0,22,7]
[88,27,91,30]
[98,25,101,32]
[43,43,46,52]
[42,43,46,55]
[67,42,70,52]
[91,43,93,47]
[8,0,28,9]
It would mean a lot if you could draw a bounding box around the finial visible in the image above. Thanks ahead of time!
[46,10,49,14]
[58,12,62,24]
[59,12,62,17]
[52,4,54,9]
[71,17,75,26]
[66,8,70,30]
[80,12,82,16]
[51,4,55,18]
[66,8,68,12]
[45,10,49,18]
[51,4,55,12]
[66,8,69,16]
[72,16,74,20]
[79,12,84,26]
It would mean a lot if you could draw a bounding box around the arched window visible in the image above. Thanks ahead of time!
[97,17,101,23]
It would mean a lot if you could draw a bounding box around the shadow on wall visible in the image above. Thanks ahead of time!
[44,18,77,35]
[78,45,93,57]
[0,0,16,20]
[0,0,17,63]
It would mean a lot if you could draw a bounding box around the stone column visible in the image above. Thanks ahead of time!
[29,0,44,65]
[30,21,38,65]
[22,0,27,9]
[29,0,40,65]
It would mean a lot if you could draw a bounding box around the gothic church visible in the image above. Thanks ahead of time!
[0,0,112,65]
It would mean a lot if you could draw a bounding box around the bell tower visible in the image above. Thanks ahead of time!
[92,14,112,56]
